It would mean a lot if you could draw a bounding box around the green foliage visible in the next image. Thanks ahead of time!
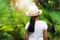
[50,12,60,25]
[0,0,60,40]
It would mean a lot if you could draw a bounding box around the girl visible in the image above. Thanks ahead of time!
[25,3,48,40]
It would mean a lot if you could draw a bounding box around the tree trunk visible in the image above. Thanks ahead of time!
[59,0,60,7]
[34,0,40,6]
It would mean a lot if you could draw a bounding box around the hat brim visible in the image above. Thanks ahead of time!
[26,10,42,16]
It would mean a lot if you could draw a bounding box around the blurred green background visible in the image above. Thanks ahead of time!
[0,0,60,40]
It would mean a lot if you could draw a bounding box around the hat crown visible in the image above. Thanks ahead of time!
[28,3,38,11]
[26,3,42,16]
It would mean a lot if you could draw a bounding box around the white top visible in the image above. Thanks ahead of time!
[25,21,48,40]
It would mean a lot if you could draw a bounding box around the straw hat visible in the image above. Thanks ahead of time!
[26,3,42,16]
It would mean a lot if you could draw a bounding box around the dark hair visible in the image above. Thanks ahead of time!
[27,16,38,33]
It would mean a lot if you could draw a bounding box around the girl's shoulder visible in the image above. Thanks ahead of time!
[37,20,46,24]
[25,22,29,30]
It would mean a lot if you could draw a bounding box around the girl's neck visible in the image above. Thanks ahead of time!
[35,18,39,21]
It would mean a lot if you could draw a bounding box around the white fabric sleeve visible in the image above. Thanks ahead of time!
[43,21,48,30]
[25,22,29,30]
